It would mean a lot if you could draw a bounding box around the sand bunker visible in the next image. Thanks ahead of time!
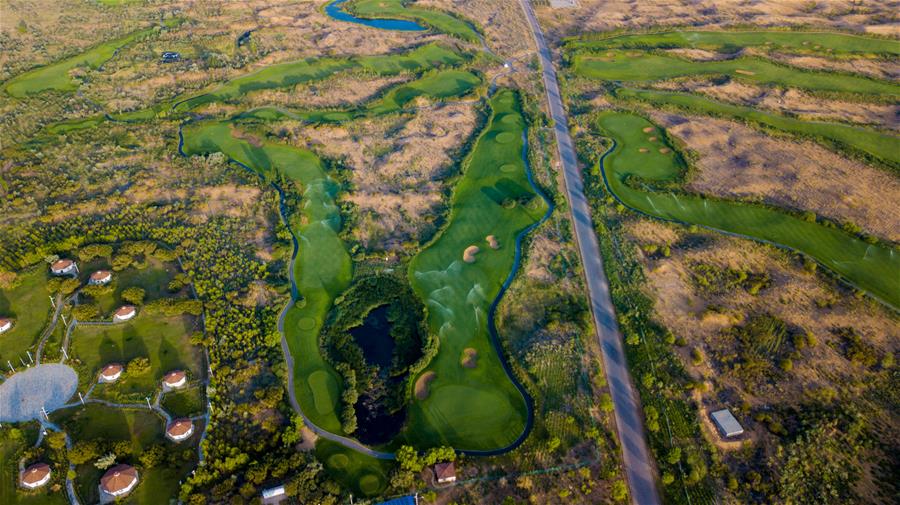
[735,69,756,76]
[639,147,649,153]
[463,245,480,263]
[648,136,658,142]
[659,147,672,154]
[486,235,499,250]
[642,126,654,133]
[414,371,436,400]
[460,348,479,369]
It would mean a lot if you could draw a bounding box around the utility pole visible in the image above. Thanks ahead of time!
[78,392,85,405]
[61,347,69,360]
[26,351,34,364]
[20,357,28,368]
[41,406,49,420]
[146,396,152,410]
[49,296,56,309]
[7,360,14,373]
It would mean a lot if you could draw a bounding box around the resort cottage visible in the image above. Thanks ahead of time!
[50,259,77,276]
[100,464,139,497]
[99,363,123,382]
[434,462,457,484]
[89,270,113,285]
[166,418,194,442]
[113,305,137,322]
[163,370,187,390]
[0,318,13,334]
[20,463,51,489]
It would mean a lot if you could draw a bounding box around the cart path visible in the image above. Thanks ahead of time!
[517,1,661,504]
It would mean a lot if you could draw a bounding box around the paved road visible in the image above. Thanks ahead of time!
[517,2,661,504]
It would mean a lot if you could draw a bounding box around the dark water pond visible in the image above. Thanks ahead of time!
[325,0,427,32]
[349,305,395,368]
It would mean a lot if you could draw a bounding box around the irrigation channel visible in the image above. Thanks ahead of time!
[325,0,427,32]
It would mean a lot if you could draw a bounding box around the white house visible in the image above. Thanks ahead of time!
[113,305,136,322]
[20,463,51,489]
[89,270,113,285]
[163,370,187,390]
[262,485,286,500]
[711,409,744,438]
[99,363,123,382]
[166,419,194,442]
[100,464,138,497]
[0,318,13,334]
[50,259,77,276]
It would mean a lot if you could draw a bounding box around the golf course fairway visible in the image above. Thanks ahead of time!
[237,69,482,123]
[180,121,350,433]
[566,30,900,57]
[406,89,548,451]
[594,110,900,308]
[613,88,900,169]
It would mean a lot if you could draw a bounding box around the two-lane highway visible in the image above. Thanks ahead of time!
[517,2,661,504]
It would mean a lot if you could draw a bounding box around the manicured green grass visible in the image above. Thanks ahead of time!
[315,439,393,497]
[181,121,351,433]
[69,314,200,398]
[174,43,467,112]
[573,51,900,97]
[566,30,900,57]
[0,268,52,365]
[3,27,156,98]
[160,387,205,418]
[238,69,482,123]
[347,0,480,42]
[593,110,900,308]
[405,90,547,450]
[0,428,67,505]
[51,403,192,505]
[614,87,900,168]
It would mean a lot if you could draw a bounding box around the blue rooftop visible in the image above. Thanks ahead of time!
[375,496,416,505]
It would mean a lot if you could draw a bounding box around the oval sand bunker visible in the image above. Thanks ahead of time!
[0,364,78,422]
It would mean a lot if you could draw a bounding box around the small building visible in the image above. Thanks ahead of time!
[434,462,456,484]
[0,318,13,334]
[161,51,180,63]
[20,463,51,489]
[99,363,123,383]
[50,259,77,276]
[113,305,136,322]
[89,270,113,285]
[162,370,187,390]
[711,409,744,438]
[100,464,139,497]
[261,484,286,500]
[166,418,194,442]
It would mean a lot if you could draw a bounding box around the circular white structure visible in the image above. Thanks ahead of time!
[0,364,78,422]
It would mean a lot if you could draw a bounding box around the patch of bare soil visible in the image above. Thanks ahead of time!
[415,371,436,400]
[535,0,900,42]
[195,184,262,218]
[524,234,562,283]
[762,51,900,81]
[460,348,478,368]
[289,103,479,252]
[651,113,900,241]
[654,79,900,129]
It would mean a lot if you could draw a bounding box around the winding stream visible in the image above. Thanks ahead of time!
[325,0,426,31]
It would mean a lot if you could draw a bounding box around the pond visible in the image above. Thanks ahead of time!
[349,305,394,368]
[325,0,426,32]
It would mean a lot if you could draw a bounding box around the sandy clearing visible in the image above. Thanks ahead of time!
[414,371,436,400]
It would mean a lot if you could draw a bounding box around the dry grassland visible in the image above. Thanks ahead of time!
[650,112,900,241]
[535,0,900,41]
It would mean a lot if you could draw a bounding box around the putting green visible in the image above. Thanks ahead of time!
[327,453,350,469]
[573,50,900,97]
[566,30,900,57]
[358,474,382,494]
[346,0,481,42]
[181,121,351,433]
[405,89,547,451]
[594,111,900,308]
[316,439,392,496]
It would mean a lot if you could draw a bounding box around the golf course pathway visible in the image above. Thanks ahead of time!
[518,1,661,504]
